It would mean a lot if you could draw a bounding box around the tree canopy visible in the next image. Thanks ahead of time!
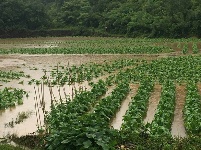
[1,0,201,38]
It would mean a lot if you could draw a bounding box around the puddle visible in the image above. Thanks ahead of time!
[144,84,162,123]
[110,83,139,130]
[171,84,187,138]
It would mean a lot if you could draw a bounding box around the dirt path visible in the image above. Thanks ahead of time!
[171,84,187,138]
[110,83,139,130]
[197,83,201,97]
[144,84,162,124]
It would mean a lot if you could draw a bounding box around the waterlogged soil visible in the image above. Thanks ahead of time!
[0,54,116,138]
[110,83,139,130]
[0,54,152,138]
[0,62,90,138]
[197,83,201,100]
[144,84,162,124]
[171,84,187,138]
[0,53,196,138]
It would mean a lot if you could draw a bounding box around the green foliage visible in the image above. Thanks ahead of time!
[1,0,201,37]
[121,79,154,136]
[150,80,176,137]
[0,144,23,150]
[45,80,129,149]
[0,88,27,109]
[192,43,199,54]
[182,43,188,54]
[184,81,201,136]
[0,70,25,82]
[47,59,137,86]
[132,56,201,83]
[0,0,49,31]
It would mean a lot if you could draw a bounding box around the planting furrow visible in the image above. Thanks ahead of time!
[89,85,116,113]
[45,80,130,149]
[183,82,201,136]
[46,79,107,129]
[110,83,139,130]
[92,81,130,123]
[48,59,138,86]
[121,79,154,135]
[171,84,186,137]
[197,83,201,101]
[150,81,176,137]
[144,84,162,124]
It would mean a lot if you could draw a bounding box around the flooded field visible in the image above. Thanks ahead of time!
[0,37,201,149]
[0,54,149,138]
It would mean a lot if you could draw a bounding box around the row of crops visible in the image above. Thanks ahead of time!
[0,88,26,109]
[0,70,27,109]
[1,54,201,149]
[0,70,25,83]
[45,78,201,149]
[46,59,139,86]
[0,45,173,54]
[1,37,201,55]
[42,55,201,149]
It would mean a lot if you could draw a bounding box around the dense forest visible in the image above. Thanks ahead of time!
[0,0,201,38]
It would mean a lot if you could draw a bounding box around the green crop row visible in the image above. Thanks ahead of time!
[183,82,201,136]
[150,81,176,137]
[0,44,173,54]
[44,59,138,86]
[0,70,25,82]
[45,80,129,149]
[46,79,107,129]
[121,79,154,136]
[0,88,27,109]
[132,56,201,83]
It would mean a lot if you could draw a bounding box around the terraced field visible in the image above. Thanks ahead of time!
[0,37,201,149]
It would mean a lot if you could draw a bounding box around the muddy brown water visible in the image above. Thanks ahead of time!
[110,83,139,130]
[171,84,187,138]
[1,54,147,138]
[144,84,162,124]
[0,54,191,138]
[0,63,90,138]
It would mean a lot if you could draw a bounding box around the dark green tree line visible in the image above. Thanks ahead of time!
[1,0,201,37]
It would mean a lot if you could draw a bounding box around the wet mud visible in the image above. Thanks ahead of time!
[110,83,139,130]
[171,84,187,138]
[197,83,201,99]
[144,84,162,124]
[0,64,90,138]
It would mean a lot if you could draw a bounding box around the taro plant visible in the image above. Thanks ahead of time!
[150,80,176,137]
[121,79,154,136]
[0,88,27,109]
[192,43,199,54]
[182,43,188,54]
[183,81,201,136]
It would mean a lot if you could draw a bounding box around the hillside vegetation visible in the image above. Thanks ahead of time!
[1,0,201,38]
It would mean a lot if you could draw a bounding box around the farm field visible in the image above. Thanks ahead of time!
[0,37,201,149]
